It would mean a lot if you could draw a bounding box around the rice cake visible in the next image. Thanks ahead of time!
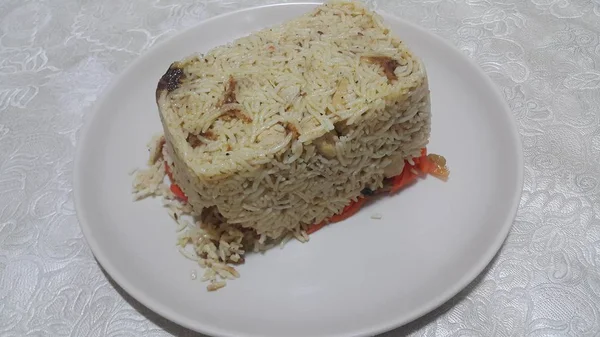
[155,0,430,238]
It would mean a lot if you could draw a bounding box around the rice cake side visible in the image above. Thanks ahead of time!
[156,1,430,237]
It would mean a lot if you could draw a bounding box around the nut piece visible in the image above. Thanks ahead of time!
[383,154,405,178]
[332,79,349,110]
[314,130,338,159]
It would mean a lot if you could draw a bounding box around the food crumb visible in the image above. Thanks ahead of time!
[370,213,382,220]
[207,281,226,291]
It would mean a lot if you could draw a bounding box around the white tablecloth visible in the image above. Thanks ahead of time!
[2,0,600,335]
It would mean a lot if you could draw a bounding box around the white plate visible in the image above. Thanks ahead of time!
[74,3,523,337]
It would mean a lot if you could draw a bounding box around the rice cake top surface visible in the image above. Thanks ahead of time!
[156,1,426,176]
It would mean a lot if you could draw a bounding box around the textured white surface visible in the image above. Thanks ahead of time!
[1,0,600,336]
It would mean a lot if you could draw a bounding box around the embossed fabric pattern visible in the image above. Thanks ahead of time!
[1,0,599,336]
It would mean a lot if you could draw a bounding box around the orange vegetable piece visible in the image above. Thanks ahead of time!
[306,222,327,235]
[301,148,449,236]
[164,162,174,181]
[306,197,368,235]
[170,183,188,202]
[165,162,188,202]
[418,156,434,174]
[427,154,450,179]
[390,163,418,193]
[329,197,368,223]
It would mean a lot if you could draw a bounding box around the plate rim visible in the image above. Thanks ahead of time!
[73,3,524,337]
